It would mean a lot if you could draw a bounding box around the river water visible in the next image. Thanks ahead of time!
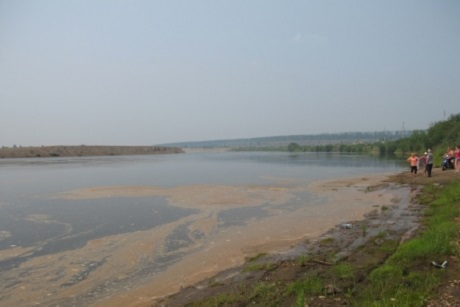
[0,151,405,306]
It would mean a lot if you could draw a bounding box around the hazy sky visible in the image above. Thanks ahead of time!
[1,1,459,146]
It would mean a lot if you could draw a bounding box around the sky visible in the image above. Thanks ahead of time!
[1,1,459,146]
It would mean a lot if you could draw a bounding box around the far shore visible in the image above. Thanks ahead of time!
[0,145,184,158]
[182,147,231,153]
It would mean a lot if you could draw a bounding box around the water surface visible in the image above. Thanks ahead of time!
[0,152,405,306]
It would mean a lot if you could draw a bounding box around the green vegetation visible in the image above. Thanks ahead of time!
[355,181,460,306]
[243,263,275,272]
[281,113,460,165]
[163,130,409,149]
[243,253,275,272]
[332,263,354,280]
[245,253,268,262]
[361,224,368,237]
[298,254,309,267]
[287,275,324,306]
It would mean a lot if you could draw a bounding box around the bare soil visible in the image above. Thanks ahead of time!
[155,169,460,307]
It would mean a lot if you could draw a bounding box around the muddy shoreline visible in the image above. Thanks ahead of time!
[91,173,416,307]
[154,174,421,306]
[154,170,460,307]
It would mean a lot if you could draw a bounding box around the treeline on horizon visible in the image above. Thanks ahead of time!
[167,130,412,149]
[283,113,460,159]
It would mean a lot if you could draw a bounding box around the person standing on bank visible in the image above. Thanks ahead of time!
[425,149,434,177]
[420,152,427,175]
[407,153,419,178]
[456,145,460,173]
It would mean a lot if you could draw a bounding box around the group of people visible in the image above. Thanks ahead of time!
[445,145,460,173]
[407,145,460,177]
[407,149,434,178]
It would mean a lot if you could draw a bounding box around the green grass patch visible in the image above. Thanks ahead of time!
[332,263,354,279]
[361,224,368,237]
[243,263,275,272]
[249,281,283,301]
[190,292,244,306]
[245,253,267,262]
[298,254,309,267]
[354,180,460,305]
[376,230,387,238]
[378,239,399,254]
[287,275,324,307]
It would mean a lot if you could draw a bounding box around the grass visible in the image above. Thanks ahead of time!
[249,281,286,304]
[243,263,275,272]
[189,292,244,306]
[332,263,354,280]
[362,224,368,237]
[287,275,324,306]
[354,181,460,306]
[245,253,267,262]
[298,254,309,267]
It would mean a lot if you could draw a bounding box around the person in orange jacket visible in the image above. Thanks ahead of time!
[407,153,419,178]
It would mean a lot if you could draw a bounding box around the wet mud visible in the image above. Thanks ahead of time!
[0,174,412,306]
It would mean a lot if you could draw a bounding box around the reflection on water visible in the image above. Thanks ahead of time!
[0,152,404,189]
[0,152,405,306]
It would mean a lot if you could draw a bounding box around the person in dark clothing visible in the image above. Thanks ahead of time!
[425,149,434,177]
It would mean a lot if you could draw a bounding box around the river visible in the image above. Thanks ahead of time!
[0,151,405,306]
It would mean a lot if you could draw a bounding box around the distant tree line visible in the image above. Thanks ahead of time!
[388,113,460,154]
[286,113,460,163]
[168,130,412,149]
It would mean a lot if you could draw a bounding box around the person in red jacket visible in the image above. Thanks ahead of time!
[420,152,427,175]
[456,145,460,173]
